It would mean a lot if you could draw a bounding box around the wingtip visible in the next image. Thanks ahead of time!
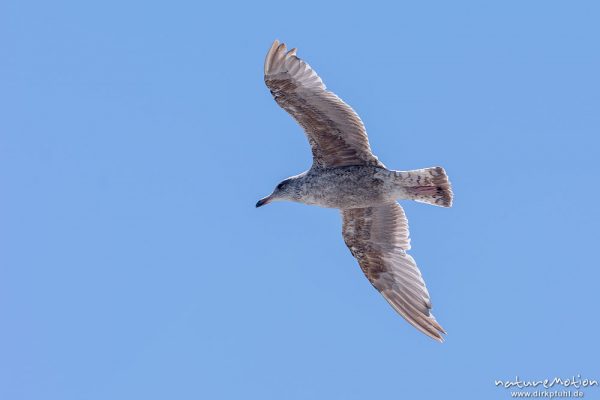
[425,325,446,343]
[416,322,447,343]
[270,39,280,52]
[384,292,447,343]
[424,325,446,343]
[265,40,302,76]
[427,312,447,341]
[264,39,281,75]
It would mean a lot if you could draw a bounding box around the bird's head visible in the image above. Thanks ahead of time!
[256,177,300,207]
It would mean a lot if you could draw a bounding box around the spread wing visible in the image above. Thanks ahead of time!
[264,40,384,169]
[342,203,446,342]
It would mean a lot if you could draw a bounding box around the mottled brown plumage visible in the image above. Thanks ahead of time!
[342,204,446,340]
[258,40,452,342]
[264,40,384,169]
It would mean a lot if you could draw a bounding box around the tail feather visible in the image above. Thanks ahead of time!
[395,167,453,207]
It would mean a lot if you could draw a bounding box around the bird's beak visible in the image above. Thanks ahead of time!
[255,195,273,208]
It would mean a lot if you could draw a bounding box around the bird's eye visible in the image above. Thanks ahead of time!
[277,179,291,190]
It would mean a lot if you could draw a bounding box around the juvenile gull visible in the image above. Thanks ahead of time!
[257,40,453,342]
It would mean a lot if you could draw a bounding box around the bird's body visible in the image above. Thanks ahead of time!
[257,40,453,342]
[287,166,397,208]
[277,165,451,209]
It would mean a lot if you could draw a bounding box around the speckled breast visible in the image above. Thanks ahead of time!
[299,166,396,209]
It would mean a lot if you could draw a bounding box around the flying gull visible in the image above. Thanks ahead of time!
[257,40,453,342]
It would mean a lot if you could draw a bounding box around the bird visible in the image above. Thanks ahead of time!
[256,40,453,342]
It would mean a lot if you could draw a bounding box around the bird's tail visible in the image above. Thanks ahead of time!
[394,167,453,207]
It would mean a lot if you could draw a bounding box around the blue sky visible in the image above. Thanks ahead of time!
[2,1,599,399]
